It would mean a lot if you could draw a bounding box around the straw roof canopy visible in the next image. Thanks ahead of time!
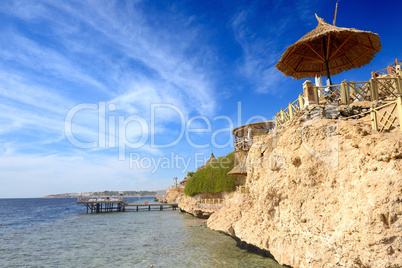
[180,177,189,184]
[227,157,247,176]
[232,121,275,138]
[227,163,247,176]
[275,14,382,80]
[199,152,215,169]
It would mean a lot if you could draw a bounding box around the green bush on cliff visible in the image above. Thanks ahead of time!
[184,152,243,196]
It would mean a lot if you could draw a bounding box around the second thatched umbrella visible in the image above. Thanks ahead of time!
[275,14,382,84]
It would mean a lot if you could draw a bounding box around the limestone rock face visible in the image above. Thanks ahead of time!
[208,118,402,267]
[165,188,184,203]
[178,194,210,218]
[178,192,233,219]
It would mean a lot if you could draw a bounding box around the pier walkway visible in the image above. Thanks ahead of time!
[77,197,178,214]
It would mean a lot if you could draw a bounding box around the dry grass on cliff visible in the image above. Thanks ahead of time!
[184,152,243,196]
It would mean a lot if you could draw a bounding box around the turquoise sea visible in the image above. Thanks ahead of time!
[0,197,283,267]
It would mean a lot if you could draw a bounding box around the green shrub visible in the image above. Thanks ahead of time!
[184,152,243,196]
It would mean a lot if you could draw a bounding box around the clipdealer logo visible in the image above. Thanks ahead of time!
[64,102,269,171]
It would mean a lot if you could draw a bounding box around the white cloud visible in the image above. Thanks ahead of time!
[230,9,284,94]
[0,0,233,197]
[0,152,152,197]
[0,31,109,94]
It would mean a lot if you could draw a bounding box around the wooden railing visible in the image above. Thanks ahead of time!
[316,84,341,104]
[234,136,252,151]
[232,121,275,151]
[275,94,304,127]
[372,59,400,77]
[370,96,402,132]
[199,198,224,204]
[198,198,224,211]
[236,185,249,195]
[77,196,123,202]
[232,60,402,144]
[274,73,402,132]
[375,77,400,101]
[349,81,371,102]
[197,186,250,211]
[289,94,305,115]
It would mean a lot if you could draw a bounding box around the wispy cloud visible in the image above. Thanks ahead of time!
[229,0,323,94]
[230,8,284,94]
[0,152,150,197]
[0,0,220,146]
[46,0,218,116]
[0,0,227,197]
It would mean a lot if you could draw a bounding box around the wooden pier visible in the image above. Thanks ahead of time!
[124,203,178,212]
[77,197,178,214]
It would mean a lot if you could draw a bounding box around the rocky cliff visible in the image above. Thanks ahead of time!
[178,191,233,219]
[165,187,184,203]
[208,107,402,267]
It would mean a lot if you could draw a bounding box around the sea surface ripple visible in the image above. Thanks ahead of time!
[0,197,283,267]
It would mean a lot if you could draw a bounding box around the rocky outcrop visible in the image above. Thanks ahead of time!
[165,188,184,204]
[208,112,402,267]
[178,191,233,219]
[179,194,213,219]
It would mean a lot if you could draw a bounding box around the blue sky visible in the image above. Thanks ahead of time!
[0,0,401,198]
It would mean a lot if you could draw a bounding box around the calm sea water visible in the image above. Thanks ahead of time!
[0,197,283,267]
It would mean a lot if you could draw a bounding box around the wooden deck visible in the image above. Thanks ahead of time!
[77,198,178,213]
[125,203,178,212]
[232,121,275,151]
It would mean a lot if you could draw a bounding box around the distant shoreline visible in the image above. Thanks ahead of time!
[44,195,156,198]
[43,190,158,199]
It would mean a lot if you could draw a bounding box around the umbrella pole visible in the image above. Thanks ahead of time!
[322,36,333,86]
[324,59,333,86]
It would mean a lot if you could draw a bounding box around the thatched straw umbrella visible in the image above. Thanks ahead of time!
[275,14,382,84]
[227,160,247,176]
[198,152,215,170]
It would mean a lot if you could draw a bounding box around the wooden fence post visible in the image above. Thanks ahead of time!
[397,95,402,132]
[299,94,304,110]
[340,80,350,105]
[387,65,392,75]
[275,114,278,127]
[397,76,402,95]
[350,81,356,100]
[280,109,285,122]
[289,103,294,119]
[303,80,317,106]
[313,86,319,104]
[370,107,378,131]
[313,86,320,104]
[369,77,379,101]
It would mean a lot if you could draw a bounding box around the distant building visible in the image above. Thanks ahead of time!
[156,190,166,199]
[180,177,189,186]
